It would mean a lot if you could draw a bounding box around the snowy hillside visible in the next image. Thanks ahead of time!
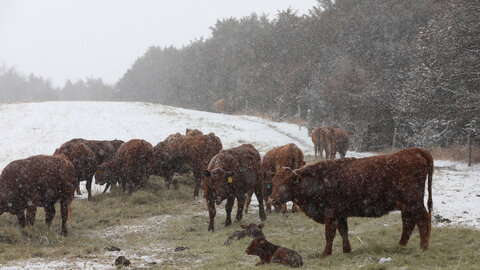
[0,101,478,229]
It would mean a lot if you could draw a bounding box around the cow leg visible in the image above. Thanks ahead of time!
[75,180,82,195]
[254,183,266,221]
[102,183,111,194]
[236,194,246,222]
[416,206,431,250]
[399,210,416,246]
[337,216,352,253]
[323,217,338,257]
[314,143,318,159]
[86,179,92,200]
[44,204,56,228]
[60,201,69,236]
[225,197,235,227]
[291,203,299,213]
[16,211,26,228]
[164,172,174,189]
[207,199,216,232]
[244,189,254,214]
[26,205,37,226]
[281,204,287,213]
[193,170,202,197]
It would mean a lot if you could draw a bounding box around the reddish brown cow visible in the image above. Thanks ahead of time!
[311,126,330,159]
[0,154,75,236]
[326,128,353,159]
[95,139,153,195]
[245,143,304,214]
[54,142,97,199]
[214,99,226,114]
[246,237,303,267]
[153,132,222,197]
[223,223,265,246]
[204,144,266,231]
[185,128,203,136]
[270,148,433,257]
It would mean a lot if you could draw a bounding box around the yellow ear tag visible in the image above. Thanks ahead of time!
[227,176,233,183]
[295,176,300,184]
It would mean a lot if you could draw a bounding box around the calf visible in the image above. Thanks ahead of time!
[270,147,433,257]
[223,223,265,246]
[204,144,266,231]
[95,139,153,195]
[54,142,97,199]
[0,154,75,236]
[153,132,222,196]
[245,237,303,267]
[245,143,304,213]
[311,126,330,159]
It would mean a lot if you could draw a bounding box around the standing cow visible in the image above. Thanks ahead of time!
[95,139,153,195]
[245,143,304,213]
[214,99,227,114]
[311,126,330,159]
[204,144,266,232]
[54,142,97,199]
[270,148,433,257]
[326,128,353,159]
[0,154,75,236]
[153,132,222,197]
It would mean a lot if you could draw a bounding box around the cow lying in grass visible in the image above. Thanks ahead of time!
[270,147,433,257]
[245,237,303,267]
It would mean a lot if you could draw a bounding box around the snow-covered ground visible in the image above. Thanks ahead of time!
[0,101,478,229]
[0,101,479,269]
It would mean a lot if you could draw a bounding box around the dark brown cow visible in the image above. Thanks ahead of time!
[311,126,330,159]
[95,139,153,195]
[185,128,203,136]
[54,142,97,199]
[270,148,433,257]
[68,138,124,165]
[153,132,222,197]
[204,144,266,232]
[326,128,353,159]
[246,237,303,267]
[0,154,75,236]
[245,143,304,214]
[223,223,265,246]
[214,99,227,114]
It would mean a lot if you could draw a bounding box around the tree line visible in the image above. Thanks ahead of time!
[1,0,478,150]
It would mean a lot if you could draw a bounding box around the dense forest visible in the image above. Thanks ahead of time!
[1,0,478,150]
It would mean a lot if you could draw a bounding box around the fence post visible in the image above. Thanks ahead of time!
[468,131,472,167]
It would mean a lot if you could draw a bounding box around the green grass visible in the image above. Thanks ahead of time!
[1,172,480,269]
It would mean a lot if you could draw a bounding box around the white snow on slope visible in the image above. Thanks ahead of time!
[0,101,478,230]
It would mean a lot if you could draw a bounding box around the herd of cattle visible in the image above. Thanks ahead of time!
[0,126,434,266]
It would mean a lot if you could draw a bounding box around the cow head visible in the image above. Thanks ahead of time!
[241,223,265,239]
[270,167,302,208]
[204,168,233,204]
[245,237,270,256]
[95,163,116,186]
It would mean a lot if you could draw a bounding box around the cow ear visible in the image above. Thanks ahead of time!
[204,170,211,177]
[258,224,264,229]
[241,225,248,229]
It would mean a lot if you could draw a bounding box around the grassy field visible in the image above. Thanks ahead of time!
[1,167,480,269]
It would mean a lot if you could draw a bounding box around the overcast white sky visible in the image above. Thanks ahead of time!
[0,0,317,87]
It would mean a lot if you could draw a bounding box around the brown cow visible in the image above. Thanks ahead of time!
[270,148,433,257]
[0,154,75,236]
[223,223,265,246]
[246,237,303,267]
[153,132,222,197]
[68,138,124,165]
[54,142,97,199]
[245,143,304,214]
[95,139,153,195]
[185,128,203,136]
[214,99,226,114]
[311,126,330,159]
[326,128,353,159]
[204,144,266,232]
